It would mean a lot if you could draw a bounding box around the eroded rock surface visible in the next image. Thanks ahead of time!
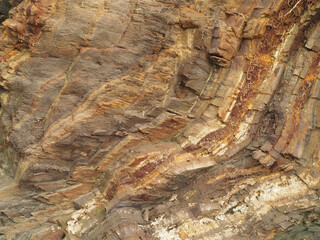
[1,0,320,239]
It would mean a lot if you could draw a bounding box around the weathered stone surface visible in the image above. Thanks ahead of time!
[252,150,267,160]
[0,0,320,239]
[209,12,245,66]
[259,155,277,168]
[306,22,320,52]
[243,18,268,39]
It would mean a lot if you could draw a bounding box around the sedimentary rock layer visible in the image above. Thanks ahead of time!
[0,0,320,239]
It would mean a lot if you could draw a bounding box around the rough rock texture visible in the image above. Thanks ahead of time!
[0,0,320,239]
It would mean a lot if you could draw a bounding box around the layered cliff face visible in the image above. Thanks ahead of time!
[0,0,320,239]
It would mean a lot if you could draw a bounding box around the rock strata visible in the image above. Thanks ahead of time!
[0,0,320,239]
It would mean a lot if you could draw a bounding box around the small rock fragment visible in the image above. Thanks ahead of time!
[279,221,294,230]
[259,155,276,168]
[73,192,95,209]
[260,141,273,152]
[252,150,267,160]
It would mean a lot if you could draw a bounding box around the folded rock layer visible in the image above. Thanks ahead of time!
[0,0,320,239]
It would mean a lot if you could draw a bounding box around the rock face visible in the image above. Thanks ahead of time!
[0,0,320,239]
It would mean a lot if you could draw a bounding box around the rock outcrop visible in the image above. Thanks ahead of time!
[1,0,320,239]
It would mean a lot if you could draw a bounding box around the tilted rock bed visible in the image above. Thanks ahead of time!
[0,0,320,239]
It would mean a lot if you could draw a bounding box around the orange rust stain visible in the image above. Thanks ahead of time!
[1,50,20,63]
[146,116,190,142]
[197,0,307,153]
[132,161,161,179]
[103,0,313,204]
[96,136,145,172]
[259,54,272,64]
[136,169,162,189]
[98,98,134,110]
[105,183,117,200]
[206,166,269,185]
[284,53,320,148]
[4,0,56,48]
[105,156,164,199]
[128,155,149,168]
[179,231,188,239]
